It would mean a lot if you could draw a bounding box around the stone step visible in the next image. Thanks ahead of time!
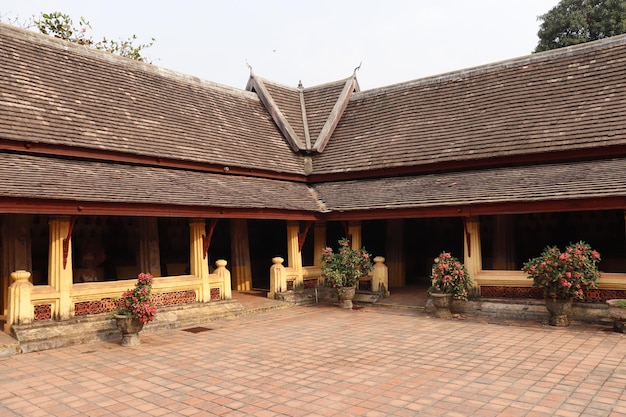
[0,331,20,358]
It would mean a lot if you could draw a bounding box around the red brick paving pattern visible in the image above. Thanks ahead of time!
[1,304,626,416]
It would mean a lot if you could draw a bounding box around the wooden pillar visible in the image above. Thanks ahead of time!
[386,219,406,288]
[138,217,161,277]
[464,216,481,293]
[492,215,515,270]
[348,221,362,249]
[229,219,252,291]
[1,214,32,317]
[189,219,210,302]
[313,222,326,267]
[49,216,73,320]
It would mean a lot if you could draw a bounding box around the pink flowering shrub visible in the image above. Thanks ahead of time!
[321,238,373,295]
[522,241,601,300]
[429,252,472,301]
[113,272,157,323]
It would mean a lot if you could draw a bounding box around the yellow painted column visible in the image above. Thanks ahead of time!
[189,219,210,302]
[386,219,406,288]
[229,219,252,291]
[286,221,302,271]
[138,217,162,277]
[492,215,515,270]
[1,214,32,317]
[348,221,362,249]
[49,216,73,320]
[463,216,482,294]
[313,222,326,267]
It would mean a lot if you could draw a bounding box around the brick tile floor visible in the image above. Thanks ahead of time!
[1,302,626,416]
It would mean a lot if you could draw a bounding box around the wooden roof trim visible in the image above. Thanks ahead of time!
[246,76,305,152]
[321,196,626,221]
[307,144,626,183]
[0,139,309,183]
[298,85,313,150]
[0,197,320,220]
[311,77,359,153]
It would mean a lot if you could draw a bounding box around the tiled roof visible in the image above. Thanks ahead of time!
[0,153,323,212]
[312,157,626,213]
[311,35,626,174]
[0,23,305,175]
[2,22,626,218]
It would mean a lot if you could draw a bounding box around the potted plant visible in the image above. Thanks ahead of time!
[112,272,157,346]
[428,252,471,318]
[321,238,373,309]
[606,299,626,333]
[522,241,600,327]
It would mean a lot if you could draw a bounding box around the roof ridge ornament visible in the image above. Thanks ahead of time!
[353,61,362,77]
[246,59,254,77]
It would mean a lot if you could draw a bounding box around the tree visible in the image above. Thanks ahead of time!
[33,11,155,62]
[535,0,626,52]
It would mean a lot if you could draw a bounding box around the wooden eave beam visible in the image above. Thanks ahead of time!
[1,196,624,222]
[0,139,308,183]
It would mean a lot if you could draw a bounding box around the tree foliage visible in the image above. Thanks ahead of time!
[535,0,626,52]
[34,12,155,62]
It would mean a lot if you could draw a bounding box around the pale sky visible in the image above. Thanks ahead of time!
[1,1,559,91]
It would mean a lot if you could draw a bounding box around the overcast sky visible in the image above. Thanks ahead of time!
[1,1,559,91]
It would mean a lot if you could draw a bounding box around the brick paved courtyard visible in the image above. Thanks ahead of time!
[1,305,625,416]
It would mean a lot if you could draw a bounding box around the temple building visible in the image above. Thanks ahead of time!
[1,22,626,346]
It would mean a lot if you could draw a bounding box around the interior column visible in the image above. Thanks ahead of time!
[230,219,252,291]
[386,219,406,288]
[492,215,516,270]
[138,217,162,277]
[313,222,326,266]
[348,221,362,249]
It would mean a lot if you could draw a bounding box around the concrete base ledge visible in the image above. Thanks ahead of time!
[275,286,386,305]
[11,299,245,354]
[447,298,612,324]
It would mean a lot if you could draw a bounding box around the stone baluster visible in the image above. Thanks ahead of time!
[372,256,389,296]
[214,259,232,300]
[268,257,287,299]
[5,270,34,333]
